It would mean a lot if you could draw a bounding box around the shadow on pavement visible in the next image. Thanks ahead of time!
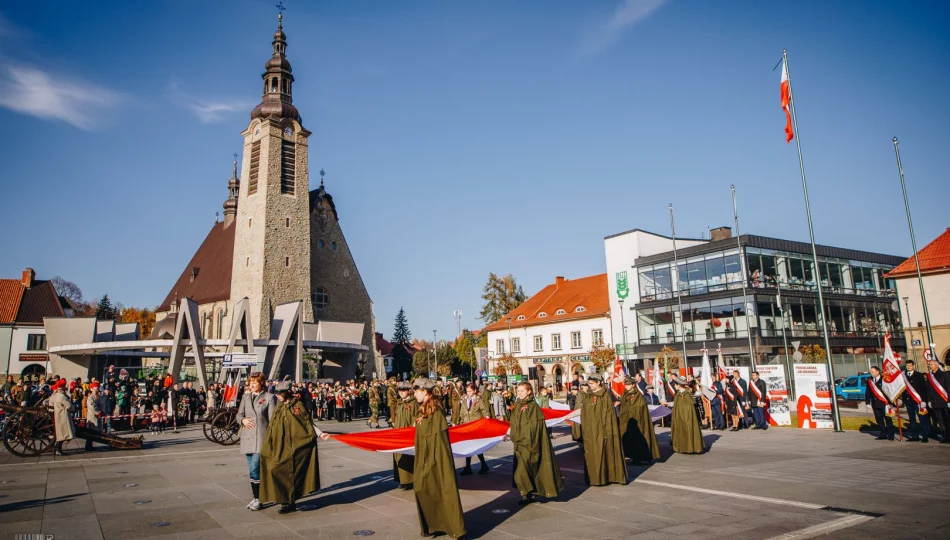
[0,493,84,512]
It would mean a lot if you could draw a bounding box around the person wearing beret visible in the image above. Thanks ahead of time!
[412,378,466,539]
[579,376,626,486]
[670,376,705,454]
[50,379,75,456]
[259,376,330,514]
[613,375,660,464]
[392,382,419,489]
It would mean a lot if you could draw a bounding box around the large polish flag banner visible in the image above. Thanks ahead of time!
[331,408,578,458]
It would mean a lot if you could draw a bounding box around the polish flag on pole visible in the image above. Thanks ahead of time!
[716,345,728,382]
[881,334,906,402]
[611,356,627,397]
[781,58,794,143]
[700,345,713,389]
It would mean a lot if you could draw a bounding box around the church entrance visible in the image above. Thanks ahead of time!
[535,365,546,393]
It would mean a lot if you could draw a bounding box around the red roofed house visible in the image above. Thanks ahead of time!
[482,274,612,391]
[885,228,950,364]
[0,268,67,380]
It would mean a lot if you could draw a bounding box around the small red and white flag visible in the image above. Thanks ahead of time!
[781,58,794,143]
[611,356,627,397]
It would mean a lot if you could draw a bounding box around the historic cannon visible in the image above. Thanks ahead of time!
[0,403,143,457]
[202,407,241,446]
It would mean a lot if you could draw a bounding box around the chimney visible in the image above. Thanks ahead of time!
[555,276,565,288]
[709,226,733,242]
[21,268,35,288]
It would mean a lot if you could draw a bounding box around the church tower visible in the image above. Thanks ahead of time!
[230,12,314,337]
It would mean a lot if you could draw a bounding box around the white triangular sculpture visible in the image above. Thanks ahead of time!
[167,297,209,389]
[217,297,257,383]
[265,301,305,382]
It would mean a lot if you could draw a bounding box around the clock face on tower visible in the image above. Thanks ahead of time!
[284,127,293,136]
[254,126,261,136]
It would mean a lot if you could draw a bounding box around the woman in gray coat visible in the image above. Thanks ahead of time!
[237,372,276,511]
[51,380,75,456]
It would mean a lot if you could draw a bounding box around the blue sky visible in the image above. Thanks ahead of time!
[1,1,948,341]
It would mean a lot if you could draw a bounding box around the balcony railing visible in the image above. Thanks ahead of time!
[639,327,900,346]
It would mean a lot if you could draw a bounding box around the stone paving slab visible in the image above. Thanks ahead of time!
[2,421,950,539]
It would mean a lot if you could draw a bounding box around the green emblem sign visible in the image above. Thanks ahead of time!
[616,271,630,300]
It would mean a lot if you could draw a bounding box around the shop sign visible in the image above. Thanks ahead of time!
[19,353,48,364]
[531,356,561,365]
[569,355,590,363]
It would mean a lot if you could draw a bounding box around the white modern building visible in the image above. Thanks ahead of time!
[483,274,612,391]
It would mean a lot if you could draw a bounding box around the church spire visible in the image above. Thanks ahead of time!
[250,7,301,123]
[223,154,239,227]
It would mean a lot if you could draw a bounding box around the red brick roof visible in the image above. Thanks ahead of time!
[375,332,394,355]
[0,279,25,324]
[885,228,950,278]
[481,273,609,332]
[0,278,66,324]
[157,222,236,311]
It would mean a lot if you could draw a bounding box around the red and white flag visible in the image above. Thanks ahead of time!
[881,335,906,402]
[716,346,728,382]
[331,408,578,458]
[611,356,627,397]
[781,58,794,143]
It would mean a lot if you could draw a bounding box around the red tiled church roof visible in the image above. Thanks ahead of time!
[885,228,950,278]
[482,274,609,332]
[157,222,236,311]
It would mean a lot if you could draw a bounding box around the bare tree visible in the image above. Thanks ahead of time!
[51,276,84,306]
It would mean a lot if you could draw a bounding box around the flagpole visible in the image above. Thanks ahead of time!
[782,49,842,432]
[669,204,689,370]
[892,137,936,364]
[731,185,758,372]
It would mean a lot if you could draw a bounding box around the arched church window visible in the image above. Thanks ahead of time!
[313,287,329,310]
[271,77,279,92]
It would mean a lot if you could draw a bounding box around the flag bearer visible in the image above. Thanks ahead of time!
[865,366,894,440]
[579,376,626,486]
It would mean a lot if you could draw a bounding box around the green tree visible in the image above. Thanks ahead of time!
[413,349,434,376]
[455,330,477,370]
[95,294,117,321]
[393,307,411,345]
[479,273,528,325]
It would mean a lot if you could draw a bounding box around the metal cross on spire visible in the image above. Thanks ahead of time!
[276,2,286,16]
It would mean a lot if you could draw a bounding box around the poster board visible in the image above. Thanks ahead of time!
[793,363,834,429]
[757,364,791,426]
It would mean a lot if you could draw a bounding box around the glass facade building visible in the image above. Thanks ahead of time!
[630,232,906,377]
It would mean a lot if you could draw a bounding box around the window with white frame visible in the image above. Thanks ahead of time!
[533,335,543,352]
[551,333,562,350]
[496,339,506,354]
[592,329,604,346]
[571,331,582,349]
[512,337,521,353]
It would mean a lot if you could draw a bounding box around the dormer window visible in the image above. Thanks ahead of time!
[575,306,586,312]
[517,315,526,321]
[555,309,566,315]
[538,312,547,318]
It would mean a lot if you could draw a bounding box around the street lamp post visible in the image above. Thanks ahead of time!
[432,329,437,378]
[619,299,630,373]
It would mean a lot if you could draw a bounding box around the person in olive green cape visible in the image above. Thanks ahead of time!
[508,381,564,504]
[391,382,419,489]
[412,378,466,539]
[613,376,661,464]
[579,376,627,486]
[259,382,328,514]
[670,377,705,454]
[479,383,495,419]
[570,384,585,442]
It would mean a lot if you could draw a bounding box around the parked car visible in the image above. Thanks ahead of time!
[835,373,871,401]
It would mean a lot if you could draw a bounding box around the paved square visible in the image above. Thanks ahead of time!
[2,421,949,539]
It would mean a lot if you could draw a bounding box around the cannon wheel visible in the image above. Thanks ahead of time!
[2,410,55,457]
[203,409,240,446]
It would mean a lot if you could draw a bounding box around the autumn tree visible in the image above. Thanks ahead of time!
[801,344,827,364]
[479,273,528,325]
[656,345,681,371]
[589,344,617,373]
[119,306,157,339]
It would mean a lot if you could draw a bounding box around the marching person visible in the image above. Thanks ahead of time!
[391,382,419,489]
[724,375,742,431]
[237,372,276,511]
[367,380,381,428]
[459,383,490,475]
[670,376,705,454]
[259,378,328,514]
[903,360,929,443]
[926,359,950,443]
[412,378,466,539]
[579,375,626,486]
[447,378,463,426]
[749,371,769,430]
[568,385,583,442]
[508,381,563,505]
[865,366,894,441]
[614,375,660,465]
[733,370,750,428]
[51,379,75,456]
[84,382,102,452]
